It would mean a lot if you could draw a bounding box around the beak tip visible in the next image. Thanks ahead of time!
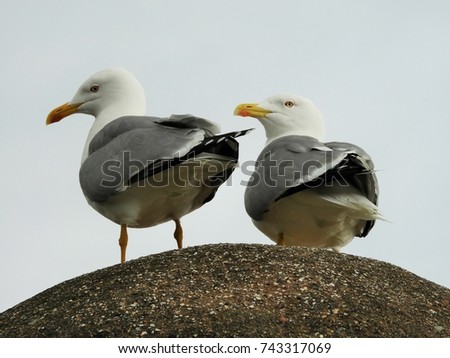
[233,104,247,117]
[45,116,54,126]
[236,110,249,117]
[46,113,61,126]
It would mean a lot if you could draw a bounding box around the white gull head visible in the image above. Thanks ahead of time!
[47,67,146,162]
[234,93,325,143]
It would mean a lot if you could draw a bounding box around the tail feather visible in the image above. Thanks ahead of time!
[316,186,388,222]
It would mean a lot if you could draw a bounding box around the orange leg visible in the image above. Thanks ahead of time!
[119,224,128,264]
[173,219,183,249]
[277,232,285,246]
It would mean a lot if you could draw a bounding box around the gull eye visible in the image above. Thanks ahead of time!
[90,85,99,93]
[284,100,294,108]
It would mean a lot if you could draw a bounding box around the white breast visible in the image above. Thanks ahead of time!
[254,184,380,251]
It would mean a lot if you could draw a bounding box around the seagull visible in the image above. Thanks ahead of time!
[234,93,384,251]
[46,67,251,263]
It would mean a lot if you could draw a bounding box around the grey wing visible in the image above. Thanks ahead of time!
[88,115,220,154]
[245,136,349,221]
[245,136,379,231]
[80,116,207,203]
[162,114,221,135]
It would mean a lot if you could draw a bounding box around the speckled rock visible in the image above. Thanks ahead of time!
[1,244,449,337]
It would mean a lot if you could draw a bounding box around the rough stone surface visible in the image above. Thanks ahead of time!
[1,244,449,337]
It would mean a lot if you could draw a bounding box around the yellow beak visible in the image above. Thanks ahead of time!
[233,103,271,119]
[46,102,81,125]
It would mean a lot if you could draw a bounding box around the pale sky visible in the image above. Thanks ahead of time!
[1,0,449,312]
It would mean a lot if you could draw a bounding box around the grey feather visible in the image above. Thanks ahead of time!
[80,115,224,203]
[245,135,379,237]
[164,114,221,135]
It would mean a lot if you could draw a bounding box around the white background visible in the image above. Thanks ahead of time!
[1,0,449,312]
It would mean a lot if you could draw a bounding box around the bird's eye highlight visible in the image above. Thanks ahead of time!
[284,101,294,108]
[90,85,99,93]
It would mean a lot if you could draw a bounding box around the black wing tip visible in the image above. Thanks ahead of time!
[214,128,255,140]
[233,128,255,138]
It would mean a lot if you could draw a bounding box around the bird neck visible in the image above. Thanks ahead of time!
[263,119,326,144]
